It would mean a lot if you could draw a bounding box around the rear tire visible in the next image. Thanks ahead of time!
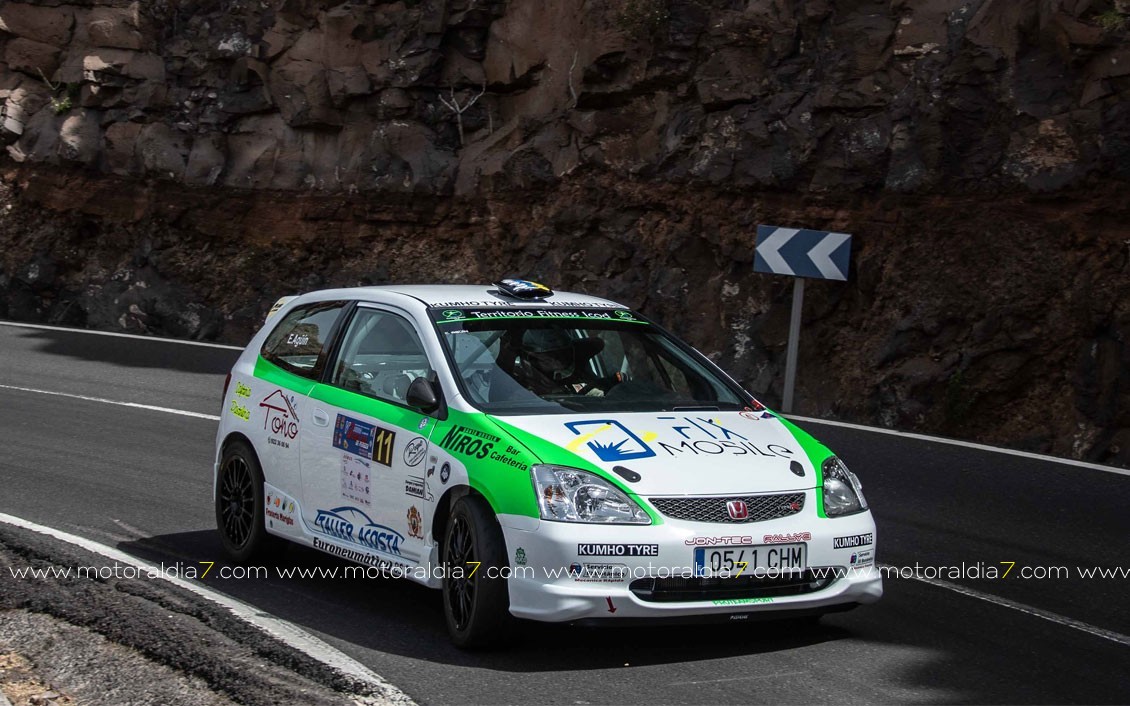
[216,439,270,563]
[442,495,513,649]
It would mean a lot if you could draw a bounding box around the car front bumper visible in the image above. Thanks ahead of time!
[498,495,882,622]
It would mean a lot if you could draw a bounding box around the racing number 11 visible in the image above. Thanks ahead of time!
[373,428,394,467]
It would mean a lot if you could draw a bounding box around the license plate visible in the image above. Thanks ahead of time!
[693,543,807,578]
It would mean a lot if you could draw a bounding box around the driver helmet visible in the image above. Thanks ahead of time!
[520,328,575,381]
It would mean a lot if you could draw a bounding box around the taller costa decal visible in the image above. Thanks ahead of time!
[260,389,299,448]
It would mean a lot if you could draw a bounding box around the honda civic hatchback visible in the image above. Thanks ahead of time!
[214,279,881,647]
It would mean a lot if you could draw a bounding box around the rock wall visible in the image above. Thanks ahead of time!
[0,0,1128,466]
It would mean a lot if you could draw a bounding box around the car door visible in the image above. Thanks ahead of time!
[299,304,438,566]
[253,300,349,501]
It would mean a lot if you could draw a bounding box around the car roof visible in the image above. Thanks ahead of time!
[300,284,625,309]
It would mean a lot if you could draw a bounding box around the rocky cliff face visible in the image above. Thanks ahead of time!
[1,0,1128,466]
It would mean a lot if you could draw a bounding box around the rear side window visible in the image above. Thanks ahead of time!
[261,301,347,379]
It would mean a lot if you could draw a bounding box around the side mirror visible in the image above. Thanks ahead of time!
[406,377,440,413]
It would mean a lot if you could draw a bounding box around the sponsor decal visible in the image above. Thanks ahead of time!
[418,417,429,430]
[442,309,464,320]
[229,400,250,421]
[264,493,296,527]
[577,543,659,557]
[286,331,310,346]
[490,444,529,472]
[333,414,395,466]
[260,389,299,448]
[713,597,774,606]
[426,456,437,477]
[313,537,394,568]
[685,536,754,546]
[477,309,622,321]
[833,533,873,549]
[850,549,874,567]
[565,417,793,462]
[405,476,426,499]
[726,500,748,520]
[515,547,527,566]
[234,381,251,398]
[738,409,773,421]
[406,506,423,539]
[763,532,812,544]
[430,300,620,309]
[564,420,657,462]
[341,454,371,507]
[313,506,404,556]
[265,508,294,526]
[265,297,292,320]
[439,462,451,484]
[499,278,551,295]
[568,563,628,583]
[614,310,636,321]
[403,437,428,467]
[439,425,499,460]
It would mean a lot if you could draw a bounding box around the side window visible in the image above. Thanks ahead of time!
[261,301,347,378]
[658,356,693,397]
[331,308,432,405]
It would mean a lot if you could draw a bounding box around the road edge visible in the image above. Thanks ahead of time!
[0,511,416,705]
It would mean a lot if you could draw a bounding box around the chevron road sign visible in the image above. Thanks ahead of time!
[753,225,854,413]
[754,226,852,280]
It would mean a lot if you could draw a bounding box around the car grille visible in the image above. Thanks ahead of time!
[649,493,805,523]
[629,571,836,603]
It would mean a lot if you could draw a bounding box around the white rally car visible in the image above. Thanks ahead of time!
[214,279,881,647]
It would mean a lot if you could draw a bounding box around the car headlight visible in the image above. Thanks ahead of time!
[822,456,868,517]
[531,465,651,524]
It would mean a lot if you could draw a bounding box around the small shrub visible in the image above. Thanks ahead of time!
[50,95,73,115]
[1096,9,1127,31]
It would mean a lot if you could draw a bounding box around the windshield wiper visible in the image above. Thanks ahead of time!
[671,405,720,411]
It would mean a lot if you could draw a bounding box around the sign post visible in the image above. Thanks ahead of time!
[753,226,852,413]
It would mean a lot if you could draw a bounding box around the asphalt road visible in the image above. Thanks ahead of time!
[1,321,1128,705]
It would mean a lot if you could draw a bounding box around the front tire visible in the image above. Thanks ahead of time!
[215,439,270,562]
[442,495,513,649]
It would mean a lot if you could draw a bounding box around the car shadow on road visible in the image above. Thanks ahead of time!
[115,531,1130,705]
[118,530,852,671]
[9,326,239,374]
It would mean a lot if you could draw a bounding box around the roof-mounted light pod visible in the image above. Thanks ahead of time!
[494,278,554,299]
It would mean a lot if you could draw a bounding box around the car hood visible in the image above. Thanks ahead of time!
[491,410,820,496]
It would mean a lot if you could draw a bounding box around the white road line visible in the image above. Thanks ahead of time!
[0,320,244,350]
[669,672,807,686]
[0,512,415,705]
[788,414,1130,477]
[0,384,221,421]
[888,565,1130,648]
[5,319,1128,477]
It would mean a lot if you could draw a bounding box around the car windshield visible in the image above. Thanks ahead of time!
[430,306,745,415]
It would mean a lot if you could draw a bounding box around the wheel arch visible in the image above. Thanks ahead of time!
[216,432,259,486]
[432,484,496,552]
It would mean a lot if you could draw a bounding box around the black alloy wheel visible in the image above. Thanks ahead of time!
[215,440,271,562]
[441,495,513,648]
